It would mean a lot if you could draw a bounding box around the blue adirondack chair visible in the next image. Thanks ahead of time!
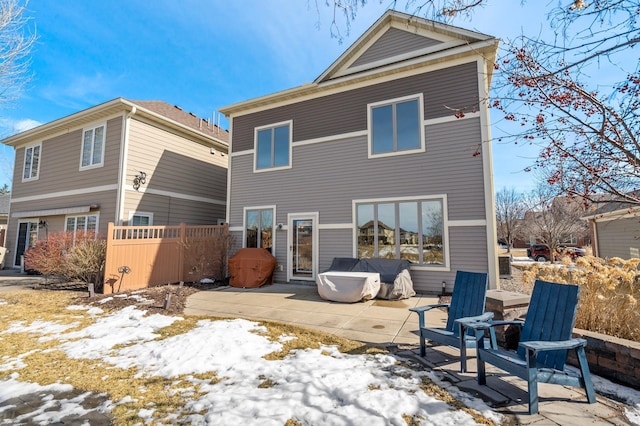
[409,270,497,373]
[463,279,596,415]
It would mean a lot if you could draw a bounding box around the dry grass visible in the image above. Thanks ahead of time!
[520,256,640,341]
[0,289,497,425]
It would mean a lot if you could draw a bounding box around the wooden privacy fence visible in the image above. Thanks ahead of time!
[103,222,229,294]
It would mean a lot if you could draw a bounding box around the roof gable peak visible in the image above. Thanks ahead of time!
[315,9,494,83]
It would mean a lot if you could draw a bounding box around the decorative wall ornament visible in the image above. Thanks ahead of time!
[133,171,147,191]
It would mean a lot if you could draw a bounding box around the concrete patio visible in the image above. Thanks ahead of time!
[185,282,635,425]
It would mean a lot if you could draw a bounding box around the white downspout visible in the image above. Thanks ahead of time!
[115,106,136,225]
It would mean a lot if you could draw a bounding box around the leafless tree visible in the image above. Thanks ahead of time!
[320,1,640,205]
[495,187,525,253]
[0,0,35,106]
[522,183,589,262]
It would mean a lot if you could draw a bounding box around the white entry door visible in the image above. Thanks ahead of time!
[287,213,318,282]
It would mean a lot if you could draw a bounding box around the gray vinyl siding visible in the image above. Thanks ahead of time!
[595,218,640,259]
[318,229,353,272]
[11,117,122,198]
[350,27,442,68]
[231,61,479,152]
[230,118,485,225]
[229,118,487,294]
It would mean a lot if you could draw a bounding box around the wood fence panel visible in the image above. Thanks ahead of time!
[103,222,227,294]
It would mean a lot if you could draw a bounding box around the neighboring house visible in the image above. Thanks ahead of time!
[584,201,640,259]
[1,98,229,269]
[219,10,501,292]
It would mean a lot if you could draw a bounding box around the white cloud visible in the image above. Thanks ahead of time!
[0,118,41,137]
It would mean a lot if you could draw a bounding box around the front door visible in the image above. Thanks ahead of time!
[288,213,318,282]
[14,221,38,267]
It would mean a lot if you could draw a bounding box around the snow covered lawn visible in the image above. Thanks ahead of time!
[0,290,503,425]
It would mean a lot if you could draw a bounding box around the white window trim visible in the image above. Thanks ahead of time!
[253,120,293,173]
[79,122,107,171]
[65,213,100,236]
[242,205,276,249]
[22,143,42,182]
[351,194,450,271]
[367,93,425,159]
[128,211,154,226]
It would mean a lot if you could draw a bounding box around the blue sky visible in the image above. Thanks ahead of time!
[0,0,557,193]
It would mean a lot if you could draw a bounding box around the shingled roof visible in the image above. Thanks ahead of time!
[130,100,228,144]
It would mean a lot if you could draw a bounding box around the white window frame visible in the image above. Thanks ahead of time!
[65,213,100,237]
[80,123,106,170]
[128,212,154,226]
[367,93,425,159]
[22,143,42,182]
[243,205,276,251]
[352,194,450,271]
[253,120,293,173]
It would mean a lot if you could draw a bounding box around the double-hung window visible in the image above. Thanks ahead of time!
[245,207,274,252]
[80,124,106,169]
[368,94,424,158]
[356,197,446,266]
[22,144,41,181]
[254,121,291,171]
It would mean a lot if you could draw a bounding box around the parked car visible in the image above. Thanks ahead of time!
[527,244,586,262]
[557,246,587,259]
[527,245,551,262]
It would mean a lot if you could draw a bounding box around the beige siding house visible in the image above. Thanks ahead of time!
[2,98,228,269]
[584,201,640,260]
[220,11,500,293]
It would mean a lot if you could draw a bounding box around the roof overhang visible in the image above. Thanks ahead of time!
[11,205,96,219]
[583,205,640,222]
[1,98,228,150]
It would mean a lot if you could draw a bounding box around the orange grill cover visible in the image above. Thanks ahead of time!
[228,248,277,288]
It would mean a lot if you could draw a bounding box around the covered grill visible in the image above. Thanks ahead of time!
[228,248,277,288]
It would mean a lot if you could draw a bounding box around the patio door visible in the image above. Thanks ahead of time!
[14,220,38,267]
[287,213,318,282]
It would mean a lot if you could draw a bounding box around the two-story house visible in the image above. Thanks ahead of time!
[219,10,500,292]
[2,98,229,269]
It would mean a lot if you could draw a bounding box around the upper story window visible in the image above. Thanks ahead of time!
[368,94,424,158]
[254,121,292,172]
[80,124,106,169]
[22,144,41,181]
